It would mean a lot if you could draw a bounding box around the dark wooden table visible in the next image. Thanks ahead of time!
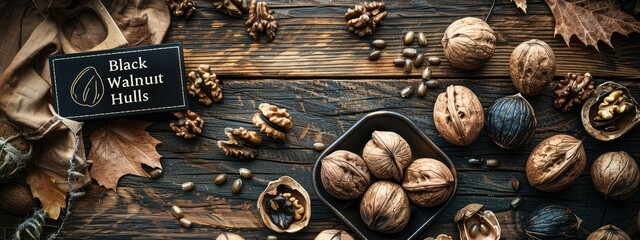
[2,0,640,239]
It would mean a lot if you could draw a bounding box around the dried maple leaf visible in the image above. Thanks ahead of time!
[89,119,162,190]
[545,0,640,51]
[512,0,528,13]
[27,168,66,219]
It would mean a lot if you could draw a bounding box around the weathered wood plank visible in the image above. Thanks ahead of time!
[170,0,640,79]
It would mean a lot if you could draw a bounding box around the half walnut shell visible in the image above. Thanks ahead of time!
[257,176,311,233]
[362,131,412,181]
[526,134,586,192]
[455,204,501,240]
[581,81,640,141]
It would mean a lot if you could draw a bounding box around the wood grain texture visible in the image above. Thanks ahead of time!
[1,0,640,239]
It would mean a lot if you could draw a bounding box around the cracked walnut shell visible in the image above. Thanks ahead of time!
[455,204,501,240]
[581,82,640,141]
[526,134,586,192]
[362,131,412,181]
[246,0,277,42]
[257,176,311,233]
[591,151,640,200]
[401,158,454,207]
[434,85,484,146]
[217,127,262,159]
[442,17,496,70]
[360,181,410,233]
[187,64,222,106]
[554,73,595,112]
[320,150,371,200]
[212,0,248,17]
[170,110,204,139]
[253,103,293,141]
[510,39,556,96]
[344,1,387,37]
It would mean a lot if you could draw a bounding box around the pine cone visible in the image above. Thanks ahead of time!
[187,65,223,106]
[344,2,387,37]
[245,0,277,42]
[554,73,595,112]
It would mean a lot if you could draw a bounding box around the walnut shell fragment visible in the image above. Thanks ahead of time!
[252,103,293,141]
[362,131,412,181]
[212,0,248,17]
[167,0,196,20]
[170,110,204,139]
[554,73,595,112]
[526,134,586,192]
[360,181,410,233]
[401,158,454,207]
[433,85,484,146]
[320,150,371,200]
[455,204,501,240]
[245,0,277,42]
[257,176,311,233]
[344,1,388,37]
[187,64,222,106]
[217,127,262,159]
[581,81,640,141]
[442,17,496,70]
[314,229,355,240]
[591,151,640,200]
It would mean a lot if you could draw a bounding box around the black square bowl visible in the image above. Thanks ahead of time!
[312,111,458,240]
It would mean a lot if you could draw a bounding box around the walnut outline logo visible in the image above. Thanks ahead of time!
[71,66,104,107]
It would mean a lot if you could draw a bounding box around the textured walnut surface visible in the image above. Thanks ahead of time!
[212,0,247,17]
[442,17,496,70]
[217,127,261,159]
[169,110,204,140]
[320,150,370,200]
[401,158,454,207]
[509,39,556,96]
[344,1,387,37]
[362,131,412,181]
[359,181,410,233]
[167,0,196,19]
[526,134,586,192]
[591,151,640,200]
[554,72,595,112]
[246,0,277,42]
[433,85,484,146]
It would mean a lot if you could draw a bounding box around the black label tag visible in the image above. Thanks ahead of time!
[49,42,188,120]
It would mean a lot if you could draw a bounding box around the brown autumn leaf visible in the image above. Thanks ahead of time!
[26,168,66,219]
[545,0,640,51]
[89,119,162,190]
[512,0,527,13]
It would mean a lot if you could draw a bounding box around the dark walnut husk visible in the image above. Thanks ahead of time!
[401,158,454,207]
[554,73,595,112]
[362,131,412,181]
[581,81,640,141]
[245,0,277,42]
[187,64,223,106]
[0,182,35,215]
[0,118,34,182]
[170,110,204,139]
[252,103,293,141]
[524,204,581,240]
[526,134,586,192]
[320,150,371,200]
[167,0,196,20]
[212,0,248,17]
[360,181,410,233]
[314,229,355,240]
[510,39,556,96]
[257,176,310,233]
[442,17,496,70]
[344,1,388,37]
[587,225,631,240]
[433,85,484,146]
[217,127,262,159]
[215,232,245,240]
[486,94,537,149]
[454,204,501,240]
[591,151,640,200]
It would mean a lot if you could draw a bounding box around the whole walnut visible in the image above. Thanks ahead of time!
[362,131,412,181]
[526,134,586,192]
[314,229,355,240]
[401,158,454,207]
[587,225,631,240]
[433,85,484,146]
[510,39,556,96]
[442,17,496,70]
[360,181,410,233]
[320,150,371,200]
[591,151,640,200]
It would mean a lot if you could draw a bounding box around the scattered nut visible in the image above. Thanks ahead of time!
[393,58,405,67]
[182,181,195,191]
[167,0,196,20]
[179,218,192,228]
[414,54,425,68]
[468,158,483,166]
[149,168,163,179]
[170,110,204,140]
[511,177,520,191]
[369,50,381,61]
[421,67,432,80]
[403,31,415,45]
[215,174,227,185]
[253,103,293,141]
[417,32,427,46]
[187,64,222,106]
[402,48,417,58]
[400,86,414,98]
[404,59,413,74]
[217,127,262,159]
[455,204,501,240]
[510,39,556,96]
[232,179,243,194]
[239,168,253,179]
[417,82,427,97]
[486,159,499,168]
[171,205,184,219]
[425,79,439,88]
[587,225,632,240]
[344,2,387,37]
[246,0,277,42]
[510,196,523,209]
[313,142,325,152]
[212,0,248,17]
[428,56,441,66]
[372,39,386,49]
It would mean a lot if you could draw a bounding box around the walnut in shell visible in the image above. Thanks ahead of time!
[217,127,262,159]
[510,39,556,96]
[433,85,484,146]
[252,103,293,141]
[212,0,247,17]
[314,229,355,240]
[257,176,311,233]
[187,64,222,106]
[320,150,371,200]
[401,158,454,207]
[360,181,410,233]
[554,73,595,112]
[245,0,277,42]
[587,225,631,240]
[591,151,640,200]
[362,131,412,181]
[344,2,387,37]
[455,204,501,240]
[442,17,496,70]
[170,110,204,139]
[526,134,586,192]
